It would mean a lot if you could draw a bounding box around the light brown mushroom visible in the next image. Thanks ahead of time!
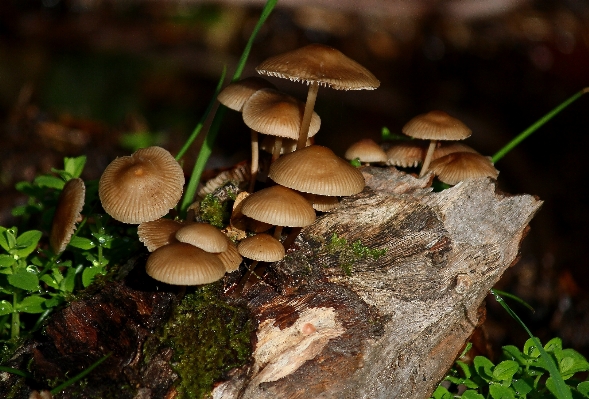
[429,152,499,185]
[99,146,185,224]
[175,222,229,253]
[49,178,86,255]
[345,138,387,164]
[137,218,186,252]
[385,141,427,168]
[256,43,380,150]
[238,233,285,263]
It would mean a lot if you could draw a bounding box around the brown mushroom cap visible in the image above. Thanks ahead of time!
[175,223,229,253]
[432,142,478,160]
[385,141,427,168]
[256,43,380,91]
[217,238,243,272]
[240,185,316,227]
[402,110,472,141]
[230,191,273,233]
[50,178,86,255]
[217,77,276,112]
[242,88,321,139]
[99,146,185,224]
[429,152,499,185]
[138,218,185,252]
[238,233,285,262]
[304,193,340,212]
[146,242,226,285]
[345,138,387,163]
[268,145,365,196]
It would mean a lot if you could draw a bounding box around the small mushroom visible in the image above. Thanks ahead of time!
[385,141,427,168]
[138,218,185,252]
[429,152,499,185]
[49,178,85,255]
[175,222,229,253]
[345,138,387,164]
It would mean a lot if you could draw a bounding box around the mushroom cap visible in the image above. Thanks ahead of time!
[217,76,276,111]
[217,238,243,272]
[138,218,185,252]
[429,152,499,185]
[146,242,226,285]
[242,88,321,139]
[175,222,229,253]
[99,146,185,224]
[345,138,387,163]
[230,191,273,233]
[305,193,340,212]
[432,142,478,160]
[50,178,86,255]
[268,145,365,196]
[240,185,316,227]
[256,43,380,90]
[402,110,472,141]
[238,233,285,262]
[386,141,427,168]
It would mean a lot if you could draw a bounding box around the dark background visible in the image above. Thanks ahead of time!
[1,0,588,360]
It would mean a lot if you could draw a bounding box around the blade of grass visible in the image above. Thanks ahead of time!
[179,0,279,214]
[491,289,572,399]
[50,352,111,395]
[175,67,227,162]
[0,365,33,378]
[491,288,535,313]
[492,87,588,163]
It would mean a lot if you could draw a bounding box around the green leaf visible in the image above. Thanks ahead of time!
[512,378,533,395]
[16,295,46,313]
[503,345,528,365]
[0,226,14,252]
[577,381,589,397]
[474,356,495,382]
[40,274,60,290]
[489,384,516,399]
[546,377,572,399]
[33,175,65,189]
[350,157,361,167]
[14,230,42,258]
[457,360,473,379]
[60,267,77,293]
[545,337,563,353]
[493,360,519,382]
[63,156,87,179]
[0,300,13,316]
[7,268,39,291]
[68,236,96,250]
[557,350,589,380]
[523,338,541,358]
[82,266,105,287]
[461,390,485,399]
[430,385,452,399]
[0,254,15,267]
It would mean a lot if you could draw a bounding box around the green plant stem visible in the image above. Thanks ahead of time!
[492,87,588,163]
[0,365,33,378]
[179,0,278,215]
[50,352,112,395]
[11,291,19,339]
[175,68,227,162]
[491,289,572,399]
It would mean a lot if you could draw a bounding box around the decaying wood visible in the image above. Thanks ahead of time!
[0,166,541,399]
[213,166,541,399]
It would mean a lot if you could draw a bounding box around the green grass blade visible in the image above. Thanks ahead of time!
[492,87,588,163]
[175,67,227,162]
[179,0,278,214]
[50,352,111,395]
[0,365,33,378]
[491,288,535,313]
[491,289,572,399]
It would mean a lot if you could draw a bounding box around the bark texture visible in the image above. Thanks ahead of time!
[213,166,542,399]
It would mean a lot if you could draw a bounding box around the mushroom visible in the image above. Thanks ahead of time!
[402,110,472,178]
[217,77,276,192]
[259,136,312,156]
[99,146,185,224]
[385,141,427,168]
[432,142,478,161]
[137,218,185,252]
[217,237,243,273]
[145,242,226,285]
[256,43,380,150]
[344,138,387,165]
[49,178,85,255]
[175,222,229,253]
[237,233,285,289]
[429,152,499,185]
[242,88,321,161]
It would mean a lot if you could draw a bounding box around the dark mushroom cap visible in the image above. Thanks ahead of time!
[238,233,285,262]
[241,185,316,227]
[345,138,387,163]
[217,76,276,111]
[146,242,226,285]
[269,145,365,196]
[242,88,321,139]
[50,178,86,255]
[99,146,185,224]
[138,218,185,252]
[402,110,472,141]
[429,152,499,185]
[256,43,380,90]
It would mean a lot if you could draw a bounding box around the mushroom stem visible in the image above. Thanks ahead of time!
[271,137,283,162]
[249,129,259,192]
[273,225,284,240]
[419,140,437,177]
[296,82,319,150]
[282,227,302,250]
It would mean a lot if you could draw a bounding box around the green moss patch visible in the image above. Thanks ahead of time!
[325,233,386,276]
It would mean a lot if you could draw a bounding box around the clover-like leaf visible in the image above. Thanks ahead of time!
[461,390,485,399]
[577,381,589,397]
[15,295,46,314]
[7,268,39,291]
[474,356,495,383]
[14,230,42,258]
[489,384,516,399]
[493,360,519,382]
[0,300,13,316]
[511,378,533,396]
[430,385,452,399]
[523,338,542,358]
[33,175,65,190]
[68,236,96,250]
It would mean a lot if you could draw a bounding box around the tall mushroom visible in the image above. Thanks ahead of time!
[256,43,380,150]
[402,110,472,178]
[49,178,86,255]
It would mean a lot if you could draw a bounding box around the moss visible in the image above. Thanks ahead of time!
[155,283,252,399]
[198,194,231,228]
[325,233,386,276]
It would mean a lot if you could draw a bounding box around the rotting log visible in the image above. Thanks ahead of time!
[213,166,542,399]
[0,166,541,399]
